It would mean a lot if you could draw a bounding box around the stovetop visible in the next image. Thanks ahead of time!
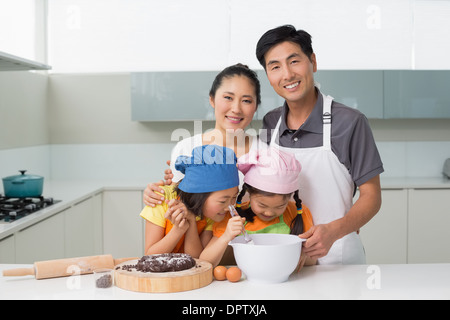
[0,195,61,224]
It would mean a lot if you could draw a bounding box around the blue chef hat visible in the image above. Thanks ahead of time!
[175,145,239,193]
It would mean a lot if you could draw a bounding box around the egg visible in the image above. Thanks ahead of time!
[213,266,227,281]
[226,266,242,282]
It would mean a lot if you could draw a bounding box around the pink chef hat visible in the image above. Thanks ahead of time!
[237,144,301,194]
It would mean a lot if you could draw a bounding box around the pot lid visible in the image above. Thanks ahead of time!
[3,170,43,181]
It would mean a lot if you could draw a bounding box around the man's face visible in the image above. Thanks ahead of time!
[264,41,317,105]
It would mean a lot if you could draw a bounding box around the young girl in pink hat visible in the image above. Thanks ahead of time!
[200,145,317,268]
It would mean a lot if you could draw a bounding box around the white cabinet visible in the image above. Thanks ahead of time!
[4,194,102,264]
[408,189,450,263]
[15,213,65,264]
[360,187,450,264]
[0,235,15,263]
[102,191,144,258]
[64,194,102,258]
[1,190,143,264]
[360,189,408,264]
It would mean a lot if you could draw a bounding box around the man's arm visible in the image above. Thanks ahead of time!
[301,175,382,259]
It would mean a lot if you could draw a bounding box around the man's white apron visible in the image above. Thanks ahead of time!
[269,93,365,264]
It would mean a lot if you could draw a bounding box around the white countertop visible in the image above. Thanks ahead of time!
[0,180,147,239]
[380,176,450,189]
[2,179,450,301]
[1,263,449,300]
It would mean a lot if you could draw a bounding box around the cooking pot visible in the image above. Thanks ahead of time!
[2,170,44,198]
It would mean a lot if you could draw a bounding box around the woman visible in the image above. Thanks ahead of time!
[143,63,261,206]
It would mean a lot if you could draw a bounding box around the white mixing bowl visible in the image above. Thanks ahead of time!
[229,233,304,284]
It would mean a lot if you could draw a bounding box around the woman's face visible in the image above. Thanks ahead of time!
[249,194,289,222]
[209,75,258,132]
[202,187,238,222]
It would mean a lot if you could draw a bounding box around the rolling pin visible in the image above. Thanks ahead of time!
[2,254,137,280]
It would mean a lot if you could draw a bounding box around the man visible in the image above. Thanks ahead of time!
[256,25,383,264]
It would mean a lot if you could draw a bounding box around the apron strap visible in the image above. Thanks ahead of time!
[322,94,334,151]
[270,93,334,150]
[270,117,282,146]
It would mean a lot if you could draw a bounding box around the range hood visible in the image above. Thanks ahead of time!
[0,51,51,71]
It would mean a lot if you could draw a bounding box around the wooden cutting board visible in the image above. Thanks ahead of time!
[114,258,213,293]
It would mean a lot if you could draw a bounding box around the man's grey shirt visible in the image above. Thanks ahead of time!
[260,89,384,187]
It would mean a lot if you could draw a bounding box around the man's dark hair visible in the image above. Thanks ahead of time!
[256,25,314,70]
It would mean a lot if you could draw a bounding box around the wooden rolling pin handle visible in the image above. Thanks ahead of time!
[3,267,35,277]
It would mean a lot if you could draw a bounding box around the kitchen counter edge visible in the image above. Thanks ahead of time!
[0,180,147,240]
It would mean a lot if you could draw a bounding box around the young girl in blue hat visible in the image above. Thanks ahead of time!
[140,144,245,258]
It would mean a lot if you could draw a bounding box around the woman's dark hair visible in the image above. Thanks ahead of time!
[175,185,211,218]
[209,63,261,106]
[256,24,314,69]
[235,183,304,235]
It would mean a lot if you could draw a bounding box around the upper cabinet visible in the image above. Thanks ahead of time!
[314,70,450,119]
[0,51,51,72]
[254,70,285,121]
[130,71,217,121]
[131,70,450,121]
[314,71,384,119]
[384,71,450,119]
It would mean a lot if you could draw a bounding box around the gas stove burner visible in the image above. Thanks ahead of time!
[0,195,61,223]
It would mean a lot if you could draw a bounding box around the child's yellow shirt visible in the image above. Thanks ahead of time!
[140,185,214,253]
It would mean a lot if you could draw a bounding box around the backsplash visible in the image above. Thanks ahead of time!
[376,141,450,178]
[0,145,51,183]
[1,141,449,194]
[49,143,174,182]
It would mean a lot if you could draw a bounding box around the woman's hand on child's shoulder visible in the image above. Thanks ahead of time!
[163,160,174,185]
[142,160,174,206]
[143,181,167,206]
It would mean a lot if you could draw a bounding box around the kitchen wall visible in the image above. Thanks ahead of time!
[0,71,49,149]
[1,71,450,189]
[46,73,450,181]
[46,73,216,183]
[2,0,450,187]
[0,71,51,186]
